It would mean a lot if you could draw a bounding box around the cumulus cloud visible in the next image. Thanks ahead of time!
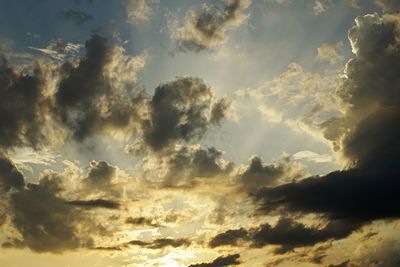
[0,160,128,253]
[56,35,147,141]
[171,0,251,52]
[83,160,116,189]
[237,156,306,192]
[5,172,93,252]
[313,0,360,15]
[253,13,400,237]
[0,58,53,149]
[141,77,231,151]
[292,150,332,163]
[141,144,233,188]
[2,35,230,154]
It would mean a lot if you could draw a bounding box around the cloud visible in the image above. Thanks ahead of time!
[250,218,357,254]
[351,239,400,267]
[124,0,152,23]
[141,144,233,188]
[9,148,57,168]
[141,77,231,151]
[188,253,241,267]
[258,105,283,124]
[0,155,25,192]
[237,62,344,145]
[374,0,400,12]
[317,42,344,64]
[292,150,332,163]
[59,10,94,25]
[209,228,248,248]
[0,58,53,149]
[55,35,147,141]
[29,39,82,61]
[98,237,191,250]
[1,161,125,253]
[126,216,160,227]
[66,199,120,209]
[313,0,331,15]
[3,35,229,153]
[5,172,93,253]
[171,0,251,52]
[82,160,116,189]
[237,156,306,192]
[209,218,358,253]
[133,238,190,249]
[253,12,400,236]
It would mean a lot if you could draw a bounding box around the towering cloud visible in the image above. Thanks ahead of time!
[254,13,400,233]
[56,35,147,141]
[0,58,52,149]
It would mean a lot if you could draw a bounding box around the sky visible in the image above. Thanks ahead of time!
[0,0,400,266]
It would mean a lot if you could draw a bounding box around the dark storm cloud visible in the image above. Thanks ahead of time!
[188,253,241,267]
[59,10,94,26]
[55,34,147,141]
[250,218,358,254]
[209,218,358,253]
[0,58,50,149]
[253,12,400,238]
[143,77,230,151]
[173,0,251,52]
[66,199,120,209]
[0,155,24,192]
[5,173,93,253]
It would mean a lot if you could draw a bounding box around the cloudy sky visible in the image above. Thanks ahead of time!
[1,0,400,266]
